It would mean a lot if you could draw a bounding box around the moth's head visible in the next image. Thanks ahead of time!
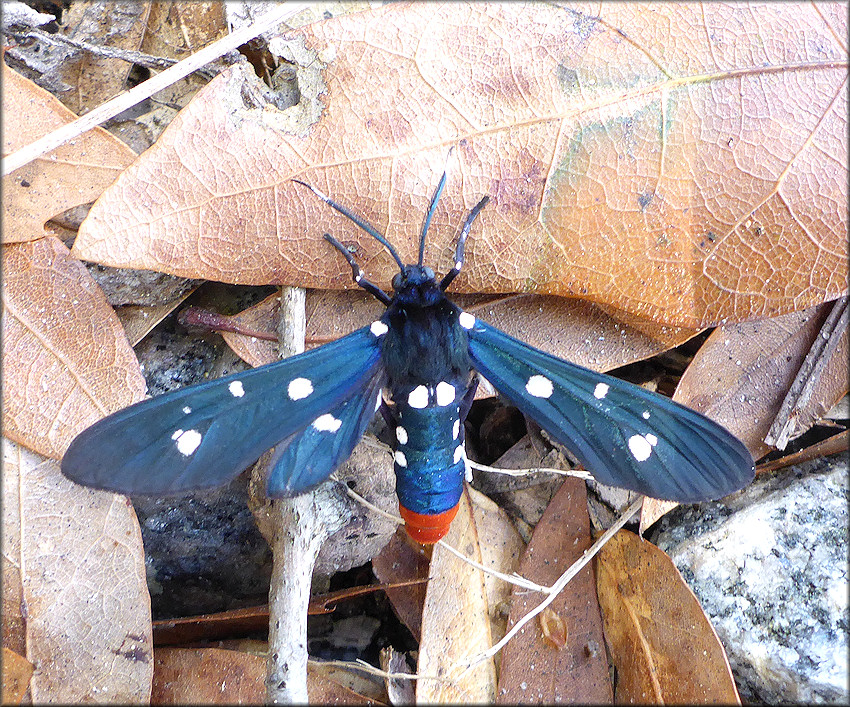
[392,264,441,305]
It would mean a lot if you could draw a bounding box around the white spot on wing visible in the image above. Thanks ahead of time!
[175,429,202,456]
[394,450,407,467]
[370,320,388,337]
[288,377,313,400]
[396,426,408,445]
[628,434,652,462]
[182,406,192,414]
[312,413,342,432]
[526,375,554,398]
[458,311,475,330]
[645,433,658,446]
[375,390,383,411]
[453,418,460,440]
[171,429,183,440]
[229,380,245,397]
[593,383,609,399]
[455,260,462,270]
[642,410,651,419]
[407,385,429,408]
[436,381,455,406]
[454,444,464,464]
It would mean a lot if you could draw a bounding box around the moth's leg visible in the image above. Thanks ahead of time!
[323,233,392,305]
[378,397,397,430]
[459,375,479,422]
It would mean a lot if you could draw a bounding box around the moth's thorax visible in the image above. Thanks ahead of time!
[380,273,471,390]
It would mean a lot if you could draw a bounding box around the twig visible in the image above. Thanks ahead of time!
[263,286,349,703]
[2,2,311,176]
[310,658,445,683]
[6,26,187,72]
[468,458,592,480]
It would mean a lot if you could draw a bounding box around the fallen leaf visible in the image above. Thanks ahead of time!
[2,237,146,459]
[380,645,415,705]
[674,302,846,461]
[130,2,228,150]
[151,647,386,705]
[497,478,612,704]
[1,65,137,242]
[152,646,265,705]
[467,486,526,652]
[1,647,33,705]
[74,3,847,326]
[417,487,497,703]
[116,288,196,346]
[51,1,152,114]
[2,438,153,703]
[595,529,739,704]
[371,528,430,643]
[223,290,697,373]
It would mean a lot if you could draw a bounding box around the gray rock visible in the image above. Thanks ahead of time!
[652,454,848,704]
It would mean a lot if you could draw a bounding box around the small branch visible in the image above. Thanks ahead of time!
[260,286,348,703]
[5,26,187,72]
[765,295,848,449]
[468,458,592,480]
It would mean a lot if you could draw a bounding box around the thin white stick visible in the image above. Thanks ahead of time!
[435,537,550,593]
[342,481,403,526]
[2,3,311,176]
[468,459,592,480]
[310,658,444,683]
[460,496,643,671]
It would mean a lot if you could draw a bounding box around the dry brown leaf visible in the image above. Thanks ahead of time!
[152,646,265,705]
[2,438,153,703]
[132,2,228,147]
[1,647,34,705]
[1,439,26,659]
[224,290,697,372]
[467,486,526,651]
[639,497,680,535]
[52,1,152,114]
[595,529,739,704]
[371,528,430,644]
[497,478,612,704]
[417,487,497,703]
[674,302,847,461]
[151,647,386,705]
[2,237,146,459]
[74,3,847,326]
[116,288,197,346]
[1,65,137,243]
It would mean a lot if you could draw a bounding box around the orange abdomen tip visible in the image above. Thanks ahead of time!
[399,503,459,544]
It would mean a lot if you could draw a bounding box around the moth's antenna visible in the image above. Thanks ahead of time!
[292,179,405,272]
[418,148,454,266]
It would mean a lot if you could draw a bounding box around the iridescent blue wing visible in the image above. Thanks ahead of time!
[466,318,754,502]
[61,326,384,495]
[266,372,386,495]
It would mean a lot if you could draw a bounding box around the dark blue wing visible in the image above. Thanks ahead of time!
[466,319,754,502]
[266,371,386,496]
[61,326,383,495]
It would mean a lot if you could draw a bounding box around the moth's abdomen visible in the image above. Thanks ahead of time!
[392,383,468,543]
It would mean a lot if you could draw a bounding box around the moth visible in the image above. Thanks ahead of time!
[61,166,754,542]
